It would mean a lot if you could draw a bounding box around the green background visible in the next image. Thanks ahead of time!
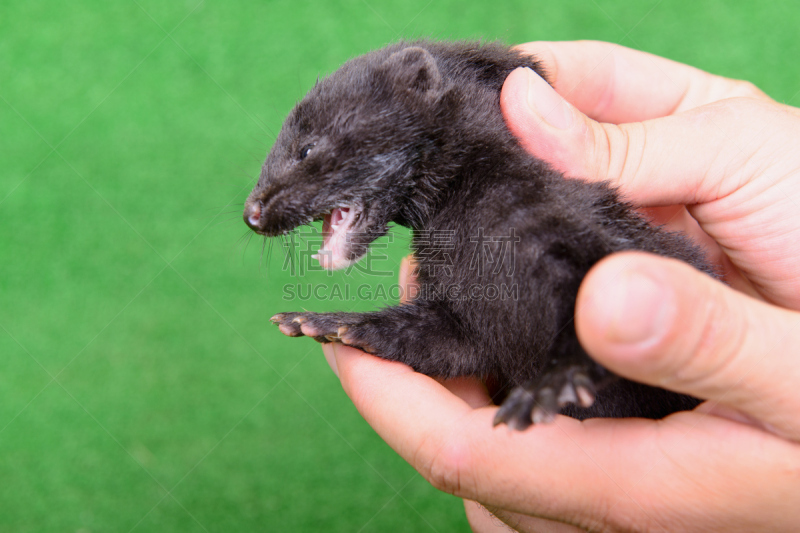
[1,1,798,531]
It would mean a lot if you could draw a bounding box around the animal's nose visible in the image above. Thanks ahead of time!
[243,200,263,230]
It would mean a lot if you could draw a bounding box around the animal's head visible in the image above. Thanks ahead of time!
[243,45,448,270]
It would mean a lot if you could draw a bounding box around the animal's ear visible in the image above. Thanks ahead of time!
[382,47,442,95]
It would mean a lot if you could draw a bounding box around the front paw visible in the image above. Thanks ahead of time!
[270,312,376,353]
[493,363,609,431]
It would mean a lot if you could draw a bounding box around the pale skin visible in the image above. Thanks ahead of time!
[321,41,800,532]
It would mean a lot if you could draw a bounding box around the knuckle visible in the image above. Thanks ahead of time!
[597,121,647,190]
[417,434,472,497]
[424,448,463,495]
[728,79,768,100]
[670,284,747,390]
[587,122,624,183]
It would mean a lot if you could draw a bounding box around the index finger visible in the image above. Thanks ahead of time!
[327,342,620,522]
[328,343,800,530]
[516,41,771,124]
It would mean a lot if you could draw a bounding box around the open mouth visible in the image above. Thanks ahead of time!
[243,196,370,270]
[312,206,362,270]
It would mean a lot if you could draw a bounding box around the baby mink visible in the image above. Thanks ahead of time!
[243,40,711,430]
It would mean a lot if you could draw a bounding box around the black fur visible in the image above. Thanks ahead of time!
[244,41,709,430]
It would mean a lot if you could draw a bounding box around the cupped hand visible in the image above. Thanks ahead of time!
[322,41,800,532]
[326,254,800,532]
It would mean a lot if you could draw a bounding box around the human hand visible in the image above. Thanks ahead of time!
[326,253,800,532]
[322,41,800,532]
[502,40,800,310]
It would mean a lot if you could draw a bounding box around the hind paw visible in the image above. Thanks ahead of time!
[271,312,377,353]
[493,365,602,431]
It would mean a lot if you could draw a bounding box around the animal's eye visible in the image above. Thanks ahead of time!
[299,143,316,160]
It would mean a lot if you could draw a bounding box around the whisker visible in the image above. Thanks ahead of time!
[289,231,298,277]
[242,231,254,260]
[279,234,288,275]
[199,205,236,213]
[247,132,271,150]
[261,236,275,279]
[211,215,248,230]
[236,229,251,245]
[268,236,275,267]
[195,212,240,224]
[236,143,265,164]
[196,206,243,217]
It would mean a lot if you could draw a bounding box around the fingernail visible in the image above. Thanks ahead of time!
[602,271,673,345]
[524,68,572,130]
[322,343,339,378]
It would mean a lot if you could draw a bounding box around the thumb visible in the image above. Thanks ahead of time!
[500,66,796,207]
[575,252,800,441]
